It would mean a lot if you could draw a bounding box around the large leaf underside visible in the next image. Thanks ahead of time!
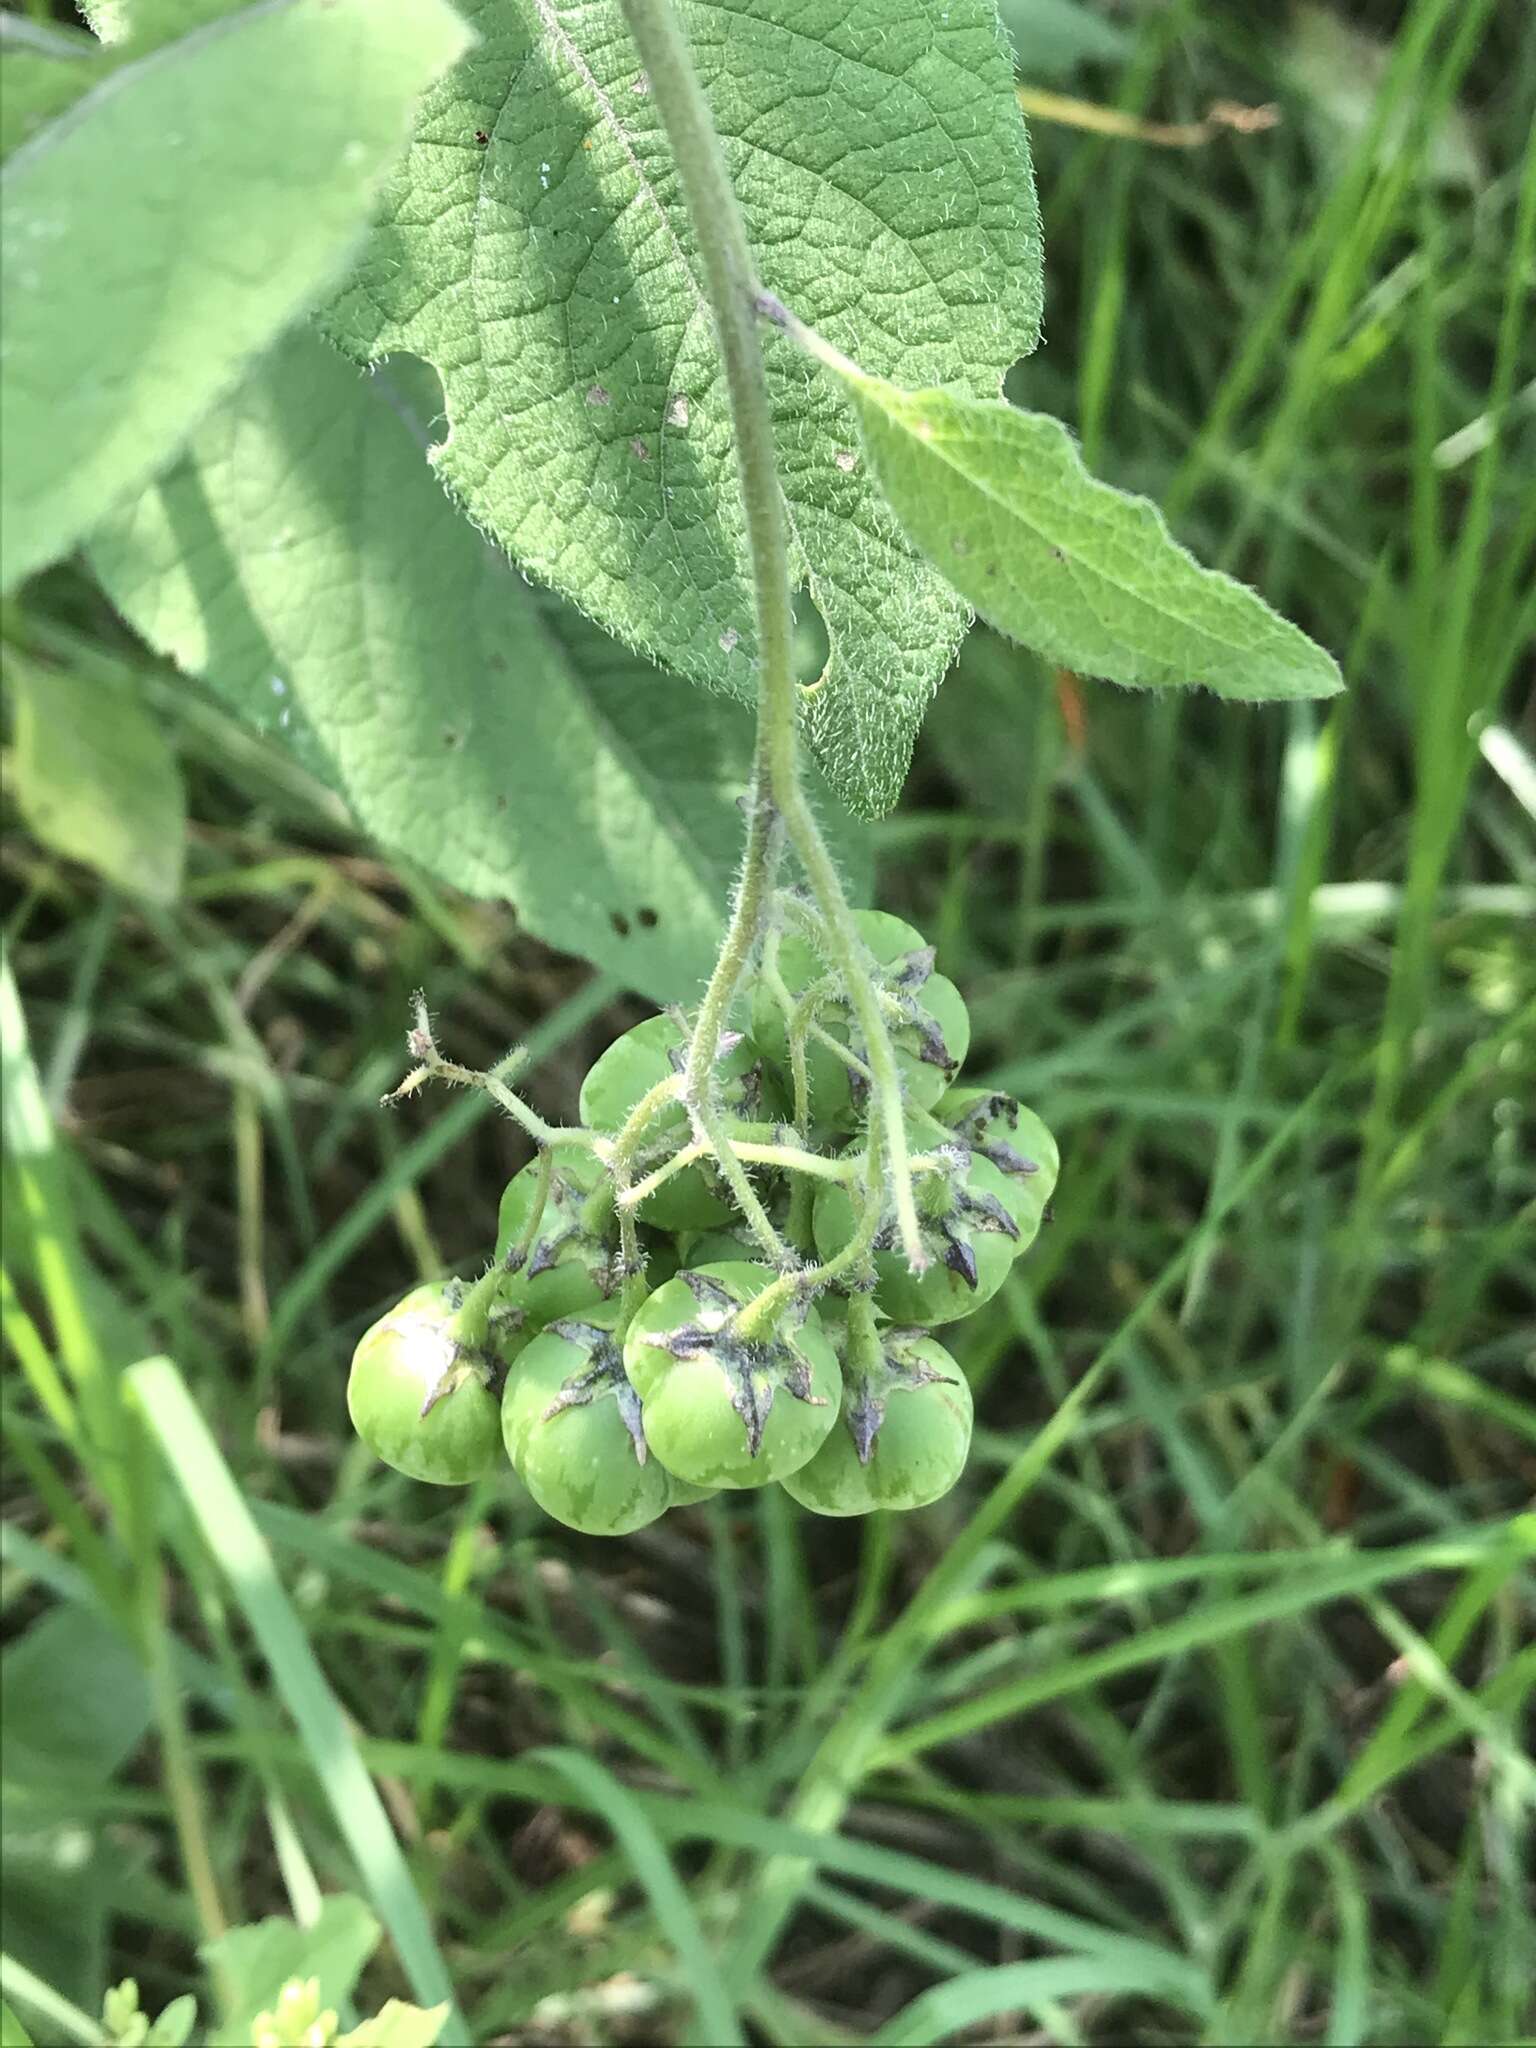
[325,0,1043,816]
[90,332,867,1000]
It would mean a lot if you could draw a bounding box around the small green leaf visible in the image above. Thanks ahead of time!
[0,0,473,591]
[338,2002,451,2048]
[8,652,186,903]
[828,368,1344,702]
[101,1980,141,2041]
[89,329,865,1000]
[201,1896,379,2041]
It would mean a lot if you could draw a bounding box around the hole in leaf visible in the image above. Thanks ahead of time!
[373,352,449,453]
[1001,355,1032,409]
[792,585,829,687]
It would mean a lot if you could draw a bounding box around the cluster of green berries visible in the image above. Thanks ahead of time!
[347,911,1057,1532]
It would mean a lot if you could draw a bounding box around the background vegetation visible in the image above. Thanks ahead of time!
[3,0,1533,2041]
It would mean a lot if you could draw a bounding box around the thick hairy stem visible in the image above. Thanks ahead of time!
[619,0,924,1272]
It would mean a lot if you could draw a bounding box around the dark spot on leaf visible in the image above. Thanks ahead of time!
[610,911,631,937]
[442,727,463,749]
[637,907,659,929]
[1051,547,1066,562]
[474,129,490,146]
[494,794,509,812]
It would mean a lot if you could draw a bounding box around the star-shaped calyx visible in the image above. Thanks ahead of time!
[503,1158,628,1290]
[842,1330,960,1464]
[639,1271,829,1456]
[873,1155,1020,1293]
[540,1321,648,1464]
[941,1091,1044,1181]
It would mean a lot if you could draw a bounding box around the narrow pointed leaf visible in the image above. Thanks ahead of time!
[829,369,1344,701]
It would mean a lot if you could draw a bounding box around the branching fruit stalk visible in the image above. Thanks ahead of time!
[619,0,926,1274]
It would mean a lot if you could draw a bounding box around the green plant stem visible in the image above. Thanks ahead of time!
[618,1135,853,1213]
[507,1146,555,1269]
[446,1260,511,1358]
[141,1558,232,1958]
[735,1135,885,1339]
[618,0,924,1273]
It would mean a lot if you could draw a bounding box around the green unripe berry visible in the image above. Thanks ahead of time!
[783,1329,973,1515]
[752,909,969,1130]
[496,1148,617,1327]
[347,1282,501,1485]
[813,1142,1021,1325]
[623,1262,840,1488]
[502,1310,674,1535]
[579,1015,776,1230]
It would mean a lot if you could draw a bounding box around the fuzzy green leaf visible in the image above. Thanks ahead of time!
[0,0,472,592]
[8,651,186,903]
[828,370,1344,701]
[90,330,863,1000]
[323,0,1042,817]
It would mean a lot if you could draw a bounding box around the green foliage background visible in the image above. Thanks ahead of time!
[3,0,1533,2043]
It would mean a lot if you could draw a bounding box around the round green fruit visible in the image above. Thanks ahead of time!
[501,1311,673,1535]
[813,1141,1022,1325]
[347,1282,501,1485]
[783,1330,973,1515]
[933,1087,1058,1251]
[623,1262,840,1488]
[496,1148,619,1327]
[751,909,969,1130]
[579,1015,776,1230]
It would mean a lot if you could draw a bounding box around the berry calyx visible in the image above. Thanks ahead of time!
[782,1318,973,1515]
[622,1261,840,1487]
[812,1134,1021,1325]
[933,1087,1059,1250]
[501,1309,675,1535]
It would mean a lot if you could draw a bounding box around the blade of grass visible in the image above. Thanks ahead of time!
[125,1356,464,2036]
[536,1749,743,2048]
